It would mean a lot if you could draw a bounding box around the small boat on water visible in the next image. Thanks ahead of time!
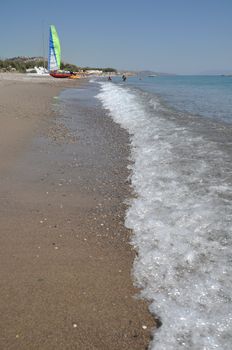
[48,25,75,79]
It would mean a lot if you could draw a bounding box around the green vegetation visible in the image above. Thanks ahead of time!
[0,59,25,72]
[82,67,117,73]
[102,67,117,73]
[60,62,80,72]
[0,57,46,73]
[0,57,117,73]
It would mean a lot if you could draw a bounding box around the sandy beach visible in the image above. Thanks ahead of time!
[0,73,154,349]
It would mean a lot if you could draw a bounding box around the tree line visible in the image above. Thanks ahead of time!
[0,58,117,73]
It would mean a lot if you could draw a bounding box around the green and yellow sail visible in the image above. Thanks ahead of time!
[48,25,61,71]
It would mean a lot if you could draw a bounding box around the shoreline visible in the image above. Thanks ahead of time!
[0,74,155,349]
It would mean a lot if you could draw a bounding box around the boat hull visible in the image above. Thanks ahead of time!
[50,72,73,78]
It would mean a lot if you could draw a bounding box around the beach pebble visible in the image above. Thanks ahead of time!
[142,325,147,330]
[72,323,78,328]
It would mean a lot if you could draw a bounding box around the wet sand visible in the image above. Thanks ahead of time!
[0,74,155,349]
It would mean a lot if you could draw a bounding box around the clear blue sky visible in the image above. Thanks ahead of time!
[1,0,232,74]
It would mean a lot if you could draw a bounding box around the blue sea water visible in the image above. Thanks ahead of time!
[122,75,232,123]
[95,75,232,350]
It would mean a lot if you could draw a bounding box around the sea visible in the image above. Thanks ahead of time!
[94,75,232,350]
[59,75,232,350]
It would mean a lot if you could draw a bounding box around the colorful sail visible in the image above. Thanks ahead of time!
[48,25,61,71]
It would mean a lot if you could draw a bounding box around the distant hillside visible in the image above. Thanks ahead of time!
[0,56,80,73]
[0,56,117,74]
[9,56,44,62]
[138,70,176,77]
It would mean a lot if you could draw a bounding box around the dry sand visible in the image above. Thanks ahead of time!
[0,73,155,349]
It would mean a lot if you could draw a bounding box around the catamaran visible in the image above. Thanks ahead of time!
[48,25,74,78]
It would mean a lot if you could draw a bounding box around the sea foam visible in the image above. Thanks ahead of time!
[96,81,232,350]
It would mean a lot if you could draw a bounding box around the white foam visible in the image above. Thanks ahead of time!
[96,81,232,350]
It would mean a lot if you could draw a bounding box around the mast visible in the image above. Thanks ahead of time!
[42,22,45,71]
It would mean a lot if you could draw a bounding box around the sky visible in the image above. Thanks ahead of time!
[1,0,232,74]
